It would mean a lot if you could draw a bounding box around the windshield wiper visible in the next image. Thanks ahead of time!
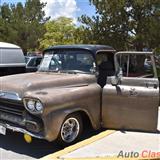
[60,70,88,74]
[39,70,59,73]
[39,69,90,74]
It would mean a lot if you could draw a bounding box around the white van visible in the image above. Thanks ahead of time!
[0,42,26,76]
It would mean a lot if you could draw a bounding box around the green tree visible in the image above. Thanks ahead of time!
[40,17,80,49]
[79,0,160,51]
[0,0,49,53]
[74,25,97,44]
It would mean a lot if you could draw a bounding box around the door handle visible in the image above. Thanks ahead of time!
[146,82,157,89]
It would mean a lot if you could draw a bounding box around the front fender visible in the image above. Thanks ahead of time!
[24,84,101,142]
[42,108,95,142]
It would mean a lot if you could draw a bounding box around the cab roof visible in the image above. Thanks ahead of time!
[44,44,116,55]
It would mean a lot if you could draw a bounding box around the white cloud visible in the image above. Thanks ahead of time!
[41,0,78,21]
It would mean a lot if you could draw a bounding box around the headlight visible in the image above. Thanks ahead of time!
[27,100,35,111]
[24,99,43,114]
[35,101,43,112]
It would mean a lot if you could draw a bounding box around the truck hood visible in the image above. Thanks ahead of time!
[0,72,96,99]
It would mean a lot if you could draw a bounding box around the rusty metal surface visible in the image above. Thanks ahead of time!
[0,48,159,142]
[102,77,159,132]
[101,51,159,132]
[0,72,101,141]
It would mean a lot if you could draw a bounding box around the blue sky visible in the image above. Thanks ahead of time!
[76,0,96,17]
[1,0,96,22]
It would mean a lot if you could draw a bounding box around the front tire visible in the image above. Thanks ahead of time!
[58,114,83,146]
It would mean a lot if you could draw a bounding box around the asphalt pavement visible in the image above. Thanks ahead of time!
[0,126,101,160]
[0,131,60,159]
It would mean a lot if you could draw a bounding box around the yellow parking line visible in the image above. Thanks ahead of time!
[64,157,160,160]
[41,130,115,160]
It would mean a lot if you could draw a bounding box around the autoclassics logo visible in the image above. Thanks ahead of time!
[117,150,160,159]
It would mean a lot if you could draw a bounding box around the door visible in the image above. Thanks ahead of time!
[102,52,159,132]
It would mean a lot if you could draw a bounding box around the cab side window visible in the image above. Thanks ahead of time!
[117,54,154,78]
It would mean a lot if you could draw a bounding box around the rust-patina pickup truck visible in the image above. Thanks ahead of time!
[0,45,159,145]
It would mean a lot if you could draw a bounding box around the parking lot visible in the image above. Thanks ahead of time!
[0,131,57,159]
[42,130,160,160]
[0,127,101,159]
[1,0,160,159]
[0,125,159,159]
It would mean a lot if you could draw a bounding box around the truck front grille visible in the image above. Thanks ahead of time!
[0,100,25,116]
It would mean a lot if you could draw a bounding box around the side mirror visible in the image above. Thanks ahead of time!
[90,67,96,74]
[111,68,123,86]
[111,76,119,86]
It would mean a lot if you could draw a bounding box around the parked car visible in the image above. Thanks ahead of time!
[0,42,26,76]
[0,45,159,145]
[25,55,43,72]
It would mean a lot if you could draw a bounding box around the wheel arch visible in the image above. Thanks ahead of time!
[43,108,99,142]
[69,110,92,129]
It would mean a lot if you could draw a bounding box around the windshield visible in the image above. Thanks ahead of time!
[39,50,96,74]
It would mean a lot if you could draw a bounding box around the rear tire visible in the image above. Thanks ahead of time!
[58,113,83,146]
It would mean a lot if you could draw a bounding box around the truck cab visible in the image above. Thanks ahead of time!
[0,45,159,145]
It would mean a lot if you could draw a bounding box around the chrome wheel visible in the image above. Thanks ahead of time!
[61,117,80,143]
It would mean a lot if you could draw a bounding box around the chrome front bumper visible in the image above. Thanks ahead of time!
[1,122,44,139]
